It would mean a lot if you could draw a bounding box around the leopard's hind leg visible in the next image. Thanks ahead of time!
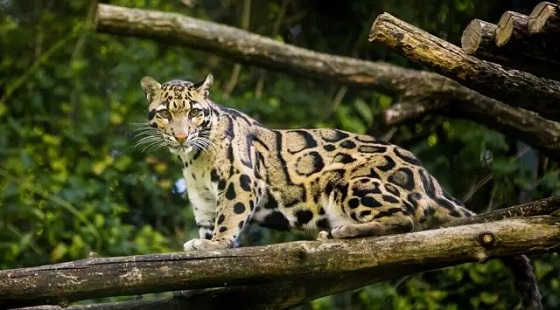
[330,176,415,239]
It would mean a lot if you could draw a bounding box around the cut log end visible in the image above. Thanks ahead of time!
[461,19,497,55]
[495,11,529,47]
[528,2,558,33]
[461,20,483,54]
[496,12,514,46]
[368,13,391,42]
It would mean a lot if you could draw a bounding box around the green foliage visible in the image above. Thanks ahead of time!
[1,0,558,308]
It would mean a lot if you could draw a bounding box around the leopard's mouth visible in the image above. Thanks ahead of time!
[169,145,193,154]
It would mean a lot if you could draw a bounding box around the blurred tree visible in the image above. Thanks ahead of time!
[0,0,558,308]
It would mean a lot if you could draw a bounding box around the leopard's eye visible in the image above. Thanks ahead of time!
[189,108,202,118]
[159,109,172,119]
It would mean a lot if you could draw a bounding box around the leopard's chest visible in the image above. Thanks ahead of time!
[180,155,217,209]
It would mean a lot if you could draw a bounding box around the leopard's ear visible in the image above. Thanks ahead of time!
[194,74,213,98]
[140,76,162,101]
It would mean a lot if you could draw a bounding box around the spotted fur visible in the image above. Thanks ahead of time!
[139,74,541,308]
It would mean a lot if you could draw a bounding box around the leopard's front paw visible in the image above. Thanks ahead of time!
[331,224,360,239]
[183,238,232,252]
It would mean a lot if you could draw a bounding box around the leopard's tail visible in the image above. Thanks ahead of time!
[501,255,542,310]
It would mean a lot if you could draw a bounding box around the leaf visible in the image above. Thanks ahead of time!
[51,243,67,262]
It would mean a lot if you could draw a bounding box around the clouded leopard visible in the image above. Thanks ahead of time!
[139,74,541,309]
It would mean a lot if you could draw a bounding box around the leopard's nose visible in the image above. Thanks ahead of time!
[174,133,187,143]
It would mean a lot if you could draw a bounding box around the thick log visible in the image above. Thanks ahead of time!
[461,19,558,80]
[2,209,560,308]
[528,2,560,34]
[369,13,560,121]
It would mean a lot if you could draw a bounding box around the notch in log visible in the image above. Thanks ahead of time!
[528,2,560,34]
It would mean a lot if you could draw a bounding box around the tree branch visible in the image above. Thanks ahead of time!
[440,195,560,228]
[94,5,456,95]
[2,197,560,308]
[369,13,560,121]
[95,4,560,160]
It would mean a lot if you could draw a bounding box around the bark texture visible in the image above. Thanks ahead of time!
[2,213,560,309]
[369,13,560,121]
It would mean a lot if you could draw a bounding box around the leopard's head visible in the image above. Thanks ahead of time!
[138,74,215,155]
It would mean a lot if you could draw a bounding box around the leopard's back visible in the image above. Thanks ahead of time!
[250,127,473,236]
